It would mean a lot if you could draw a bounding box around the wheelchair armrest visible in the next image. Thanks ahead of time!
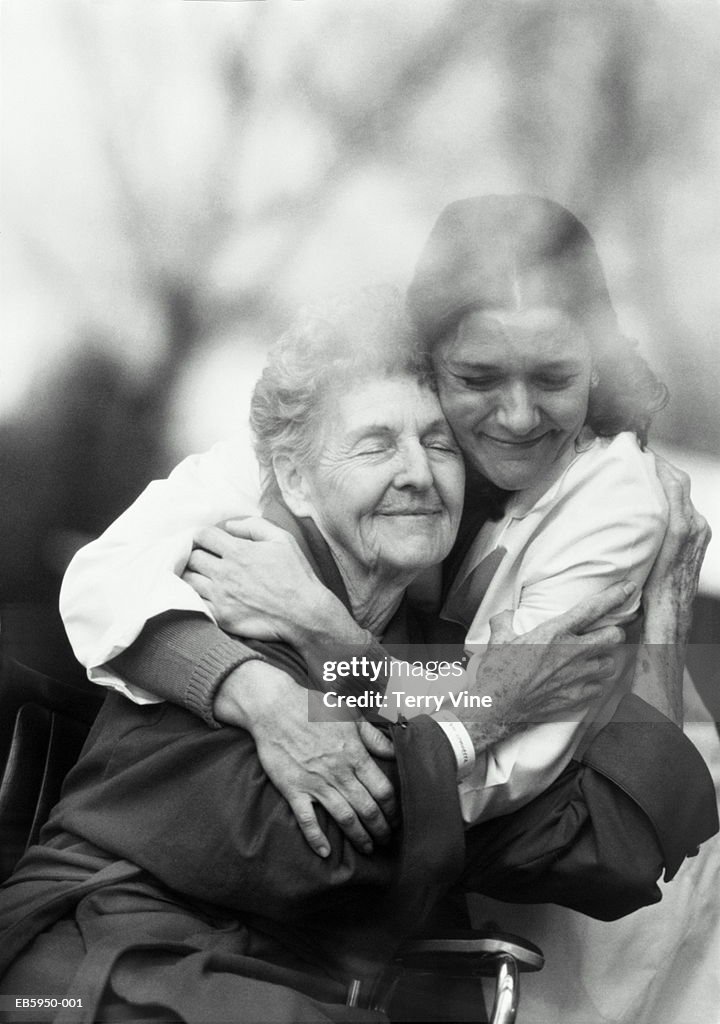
[367,929,543,1024]
[393,929,544,974]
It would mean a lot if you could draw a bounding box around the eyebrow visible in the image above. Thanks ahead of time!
[345,425,395,446]
[445,359,583,374]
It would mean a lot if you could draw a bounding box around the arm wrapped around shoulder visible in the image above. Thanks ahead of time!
[460,694,718,920]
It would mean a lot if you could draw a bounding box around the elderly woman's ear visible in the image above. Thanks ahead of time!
[273,455,316,519]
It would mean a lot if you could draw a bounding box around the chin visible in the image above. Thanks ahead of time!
[476,467,520,490]
[385,547,441,574]
[491,472,534,491]
[478,458,546,492]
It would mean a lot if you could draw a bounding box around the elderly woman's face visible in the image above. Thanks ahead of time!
[433,306,592,491]
[291,376,464,578]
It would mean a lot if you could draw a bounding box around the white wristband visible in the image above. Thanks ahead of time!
[432,710,476,780]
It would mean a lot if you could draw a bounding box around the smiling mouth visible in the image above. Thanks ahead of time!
[481,433,548,449]
[376,509,443,517]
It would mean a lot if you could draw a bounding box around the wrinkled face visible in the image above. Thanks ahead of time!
[434,307,592,491]
[285,376,464,579]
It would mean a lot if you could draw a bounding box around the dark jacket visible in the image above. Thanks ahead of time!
[0,502,716,1018]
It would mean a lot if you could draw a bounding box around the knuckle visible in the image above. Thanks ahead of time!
[347,748,367,769]
[590,625,618,646]
[332,765,354,784]
[606,626,624,645]
[597,656,614,677]
[360,802,382,823]
[375,780,394,804]
[293,807,317,829]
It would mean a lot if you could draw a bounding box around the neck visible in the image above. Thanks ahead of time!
[321,537,413,635]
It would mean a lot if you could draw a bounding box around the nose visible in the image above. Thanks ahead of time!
[394,440,435,491]
[494,382,541,435]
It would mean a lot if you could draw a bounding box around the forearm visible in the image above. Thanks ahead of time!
[633,587,689,727]
[108,611,270,727]
[633,453,712,721]
[60,438,262,678]
[642,578,693,647]
[284,587,395,696]
[630,644,684,726]
[288,587,376,656]
[438,584,646,818]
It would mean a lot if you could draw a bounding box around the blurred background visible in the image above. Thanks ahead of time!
[2,0,718,709]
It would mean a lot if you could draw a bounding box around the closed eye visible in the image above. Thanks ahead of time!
[424,439,460,455]
[357,446,392,457]
[534,375,577,389]
[457,375,500,391]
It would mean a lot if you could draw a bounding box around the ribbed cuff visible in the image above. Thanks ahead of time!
[110,611,269,728]
[187,637,267,727]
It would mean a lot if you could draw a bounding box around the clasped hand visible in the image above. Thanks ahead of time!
[182,517,322,643]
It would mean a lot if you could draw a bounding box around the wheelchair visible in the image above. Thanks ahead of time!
[0,653,543,1024]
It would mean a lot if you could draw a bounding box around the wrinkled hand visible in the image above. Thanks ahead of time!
[643,456,711,645]
[463,581,632,752]
[215,661,397,857]
[183,518,324,642]
[629,457,711,724]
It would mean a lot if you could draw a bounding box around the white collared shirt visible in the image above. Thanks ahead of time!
[442,432,667,821]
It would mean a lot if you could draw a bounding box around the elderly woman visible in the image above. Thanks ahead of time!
[0,288,650,1023]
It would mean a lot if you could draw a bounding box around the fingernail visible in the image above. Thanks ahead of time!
[318,844,330,858]
[362,842,373,856]
[622,582,636,595]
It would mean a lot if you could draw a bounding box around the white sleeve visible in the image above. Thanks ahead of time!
[509,496,665,636]
[59,433,262,702]
[459,440,668,824]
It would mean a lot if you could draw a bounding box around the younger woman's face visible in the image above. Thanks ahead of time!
[434,306,593,492]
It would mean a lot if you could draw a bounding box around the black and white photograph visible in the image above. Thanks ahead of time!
[1,2,719,1022]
